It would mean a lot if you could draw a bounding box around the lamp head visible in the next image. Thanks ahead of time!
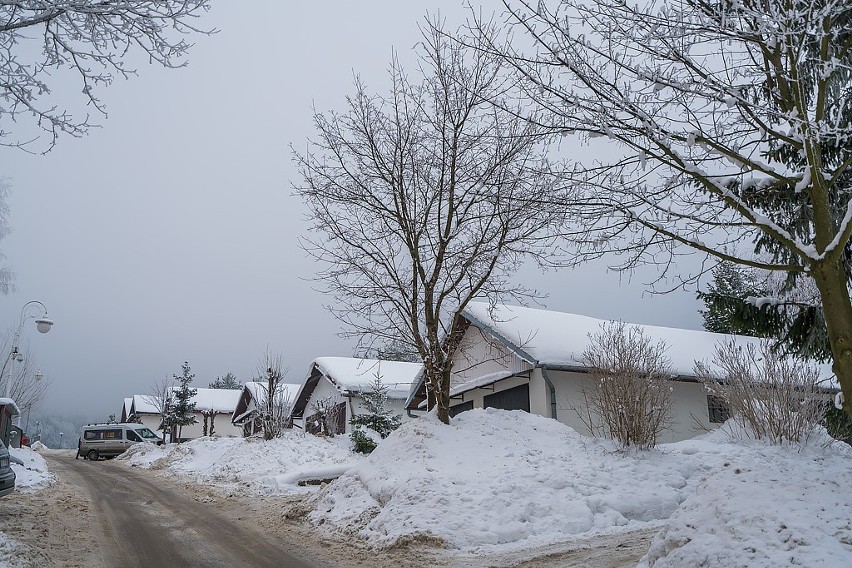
[35,317,53,334]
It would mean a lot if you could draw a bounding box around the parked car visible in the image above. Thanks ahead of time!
[0,440,15,497]
[79,423,162,461]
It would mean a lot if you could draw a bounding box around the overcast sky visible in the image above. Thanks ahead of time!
[1,1,706,420]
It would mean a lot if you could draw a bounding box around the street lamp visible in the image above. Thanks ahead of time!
[2,300,55,400]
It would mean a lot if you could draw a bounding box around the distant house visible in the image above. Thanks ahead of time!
[0,398,20,447]
[127,389,243,440]
[119,397,133,423]
[127,394,164,434]
[231,381,301,437]
[291,357,422,436]
[405,302,836,443]
[175,388,243,439]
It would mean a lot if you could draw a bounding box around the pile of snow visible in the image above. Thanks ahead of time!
[119,432,356,493]
[639,427,852,567]
[9,445,53,492]
[303,408,852,563]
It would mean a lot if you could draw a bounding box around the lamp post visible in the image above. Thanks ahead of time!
[2,300,54,400]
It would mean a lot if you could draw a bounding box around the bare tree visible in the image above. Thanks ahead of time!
[579,322,674,449]
[0,180,12,295]
[0,0,212,151]
[473,0,852,416]
[147,377,174,444]
[695,340,828,444]
[256,353,291,441]
[295,19,561,424]
[0,336,50,424]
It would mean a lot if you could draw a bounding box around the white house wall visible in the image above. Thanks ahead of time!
[177,412,242,439]
[450,368,720,443]
[451,326,532,387]
[306,376,413,435]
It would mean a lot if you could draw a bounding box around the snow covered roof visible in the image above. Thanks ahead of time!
[463,302,835,380]
[0,398,20,416]
[132,394,161,415]
[191,388,242,413]
[291,357,423,418]
[123,397,132,414]
[243,381,301,406]
[312,357,422,398]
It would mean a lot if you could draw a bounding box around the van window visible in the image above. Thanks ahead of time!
[84,430,101,441]
[135,428,159,440]
[126,430,142,442]
[103,429,123,440]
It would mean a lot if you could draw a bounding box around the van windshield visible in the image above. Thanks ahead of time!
[134,428,159,440]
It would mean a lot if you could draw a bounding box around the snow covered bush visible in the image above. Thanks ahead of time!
[695,340,827,444]
[579,321,673,449]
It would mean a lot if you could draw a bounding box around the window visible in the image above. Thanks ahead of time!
[136,428,159,440]
[103,429,123,440]
[126,430,142,442]
[483,384,530,413]
[449,401,474,417]
[84,430,101,441]
[707,395,731,424]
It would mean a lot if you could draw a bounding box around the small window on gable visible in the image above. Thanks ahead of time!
[707,395,731,424]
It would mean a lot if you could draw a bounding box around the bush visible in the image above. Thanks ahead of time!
[350,430,377,454]
[695,339,827,444]
[579,321,673,450]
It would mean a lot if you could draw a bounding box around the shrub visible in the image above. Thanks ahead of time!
[580,321,673,450]
[694,339,827,444]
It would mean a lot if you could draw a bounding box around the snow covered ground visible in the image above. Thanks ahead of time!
[119,430,356,493]
[8,410,851,567]
[1,444,54,565]
[9,443,53,493]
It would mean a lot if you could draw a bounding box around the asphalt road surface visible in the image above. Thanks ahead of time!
[46,454,322,568]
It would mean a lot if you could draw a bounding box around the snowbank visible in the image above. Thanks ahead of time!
[118,432,356,493]
[638,428,852,567]
[9,445,53,492]
[302,408,852,561]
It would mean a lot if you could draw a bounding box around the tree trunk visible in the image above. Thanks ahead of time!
[812,259,852,417]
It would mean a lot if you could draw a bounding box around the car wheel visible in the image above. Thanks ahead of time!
[87,450,99,461]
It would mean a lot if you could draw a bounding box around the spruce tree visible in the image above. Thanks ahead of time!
[350,375,401,454]
[171,361,198,441]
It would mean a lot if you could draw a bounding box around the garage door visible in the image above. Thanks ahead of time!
[483,384,530,412]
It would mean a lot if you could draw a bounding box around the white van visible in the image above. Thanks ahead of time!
[79,423,162,461]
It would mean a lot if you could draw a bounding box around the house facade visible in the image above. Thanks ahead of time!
[174,388,243,439]
[291,357,421,436]
[231,381,301,437]
[405,302,821,443]
[127,394,164,434]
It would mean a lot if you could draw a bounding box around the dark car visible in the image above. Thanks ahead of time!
[0,440,16,497]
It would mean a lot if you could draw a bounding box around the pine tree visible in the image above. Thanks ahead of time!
[209,372,240,389]
[171,361,198,441]
[349,375,402,454]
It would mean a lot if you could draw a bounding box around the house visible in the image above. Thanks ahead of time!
[291,357,422,436]
[119,397,133,423]
[127,394,163,434]
[405,302,834,443]
[0,398,20,447]
[174,388,243,439]
[231,381,301,437]
[127,389,243,440]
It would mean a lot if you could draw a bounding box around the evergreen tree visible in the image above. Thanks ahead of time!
[697,262,832,360]
[350,375,402,454]
[170,361,198,441]
[209,372,240,389]
[698,262,767,335]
